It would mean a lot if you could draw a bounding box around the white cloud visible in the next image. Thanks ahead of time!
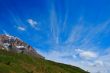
[80,51,97,60]
[17,26,26,31]
[75,49,98,60]
[27,19,38,28]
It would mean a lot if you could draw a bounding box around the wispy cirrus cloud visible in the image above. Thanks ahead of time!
[65,20,110,52]
[40,15,110,73]
[49,6,59,45]
[2,30,10,36]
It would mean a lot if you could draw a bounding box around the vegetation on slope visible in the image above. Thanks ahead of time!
[0,50,89,73]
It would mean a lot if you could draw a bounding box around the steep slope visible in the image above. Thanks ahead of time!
[0,50,89,73]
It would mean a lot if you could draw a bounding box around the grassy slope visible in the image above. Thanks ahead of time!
[0,50,89,73]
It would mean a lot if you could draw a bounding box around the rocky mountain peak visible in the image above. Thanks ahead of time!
[0,34,44,58]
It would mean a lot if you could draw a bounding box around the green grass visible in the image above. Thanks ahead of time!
[0,50,89,73]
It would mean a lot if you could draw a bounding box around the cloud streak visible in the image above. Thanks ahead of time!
[17,26,26,31]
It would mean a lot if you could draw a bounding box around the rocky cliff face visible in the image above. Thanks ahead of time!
[0,34,44,58]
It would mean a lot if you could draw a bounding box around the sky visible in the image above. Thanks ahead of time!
[0,0,110,73]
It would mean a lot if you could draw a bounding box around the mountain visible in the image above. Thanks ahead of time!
[0,34,44,58]
[0,34,89,73]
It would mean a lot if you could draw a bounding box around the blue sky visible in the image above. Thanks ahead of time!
[0,0,110,73]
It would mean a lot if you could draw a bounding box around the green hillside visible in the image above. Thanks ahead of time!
[0,50,89,73]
